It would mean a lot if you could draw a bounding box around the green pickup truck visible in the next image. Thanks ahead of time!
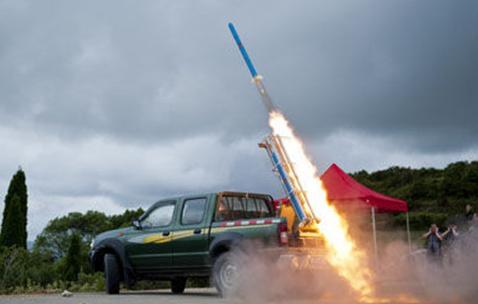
[89,191,290,295]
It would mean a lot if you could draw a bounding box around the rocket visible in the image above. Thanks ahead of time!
[228,22,312,225]
[228,23,277,113]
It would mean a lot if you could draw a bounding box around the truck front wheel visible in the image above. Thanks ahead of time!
[212,252,240,296]
[104,253,121,294]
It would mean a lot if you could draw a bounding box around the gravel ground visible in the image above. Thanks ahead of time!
[0,288,348,304]
[0,286,430,304]
[0,289,227,304]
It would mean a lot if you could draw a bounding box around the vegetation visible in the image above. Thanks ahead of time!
[0,208,143,294]
[63,233,83,282]
[34,210,122,259]
[0,169,28,248]
[0,195,25,248]
[351,161,478,229]
[0,168,143,294]
[0,242,105,294]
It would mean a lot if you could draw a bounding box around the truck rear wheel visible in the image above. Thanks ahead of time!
[213,252,240,296]
[171,277,186,294]
[104,253,120,294]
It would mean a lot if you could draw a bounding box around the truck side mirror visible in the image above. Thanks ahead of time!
[132,219,142,230]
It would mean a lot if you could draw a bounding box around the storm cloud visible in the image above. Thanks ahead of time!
[0,0,476,238]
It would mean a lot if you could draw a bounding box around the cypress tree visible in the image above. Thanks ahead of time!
[0,169,28,248]
[63,233,82,282]
[0,195,24,247]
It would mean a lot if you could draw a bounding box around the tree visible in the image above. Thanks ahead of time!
[464,162,478,196]
[0,169,28,248]
[33,211,110,259]
[0,195,24,248]
[33,208,144,259]
[63,233,82,282]
[441,161,467,197]
[109,208,144,228]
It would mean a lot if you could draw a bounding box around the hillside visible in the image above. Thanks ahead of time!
[351,161,478,229]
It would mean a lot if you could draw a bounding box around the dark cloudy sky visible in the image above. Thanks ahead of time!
[0,1,476,239]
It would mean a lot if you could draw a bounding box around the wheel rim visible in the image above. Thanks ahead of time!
[220,259,238,290]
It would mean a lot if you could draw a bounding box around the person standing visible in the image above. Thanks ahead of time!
[468,213,478,237]
[441,224,459,265]
[465,204,474,222]
[422,224,443,263]
[442,224,459,244]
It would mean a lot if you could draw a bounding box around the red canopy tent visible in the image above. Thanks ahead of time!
[274,163,411,259]
[321,163,408,213]
[320,163,411,258]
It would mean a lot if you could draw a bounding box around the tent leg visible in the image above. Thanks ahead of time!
[406,212,412,253]
[371,207,378,269]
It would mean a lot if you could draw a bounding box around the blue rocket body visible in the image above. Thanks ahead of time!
[228,22,276,113]
[228,23,258,78]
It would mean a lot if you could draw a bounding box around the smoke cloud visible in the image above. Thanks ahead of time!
[219,224,478,303]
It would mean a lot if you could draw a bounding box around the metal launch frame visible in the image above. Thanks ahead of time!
[259,136,316,228]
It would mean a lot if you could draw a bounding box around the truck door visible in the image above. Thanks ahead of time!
[125,200,177,271]
[172,196,211,268]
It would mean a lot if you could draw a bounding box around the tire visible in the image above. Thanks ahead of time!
[171,277,187,294]
[212,252,240,296]
[104,253,121,294]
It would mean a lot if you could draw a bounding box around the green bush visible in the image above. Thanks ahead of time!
[0,207,148,295]
[187,277,210,288]
[65,272,105,292]
[130,280,169,290]
[0,246,29,293]
[26,252,56,288]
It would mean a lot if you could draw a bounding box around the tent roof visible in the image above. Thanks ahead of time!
[320,163,408,213]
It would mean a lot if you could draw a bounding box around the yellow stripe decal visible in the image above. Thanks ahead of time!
[211,224,274,234]
[131,224,275,244]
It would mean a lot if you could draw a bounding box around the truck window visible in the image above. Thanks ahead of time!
[215,199,231,221]
[244,198,258,218]
[141,202,175,228]
[231,197,244,219]
[215,196,274,221]
[181,198,207,225]
[256,198,272,217]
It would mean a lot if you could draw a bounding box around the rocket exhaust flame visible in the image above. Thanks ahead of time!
[268,111,374,299]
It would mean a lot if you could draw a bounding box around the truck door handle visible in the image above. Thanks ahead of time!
[193,229,202,234]
[162,231,170,236]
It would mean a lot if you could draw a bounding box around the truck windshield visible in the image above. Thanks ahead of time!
[141,202,175,228]
[215,195,274,221]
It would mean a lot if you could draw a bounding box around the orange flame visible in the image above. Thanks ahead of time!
[269,111,374,299]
